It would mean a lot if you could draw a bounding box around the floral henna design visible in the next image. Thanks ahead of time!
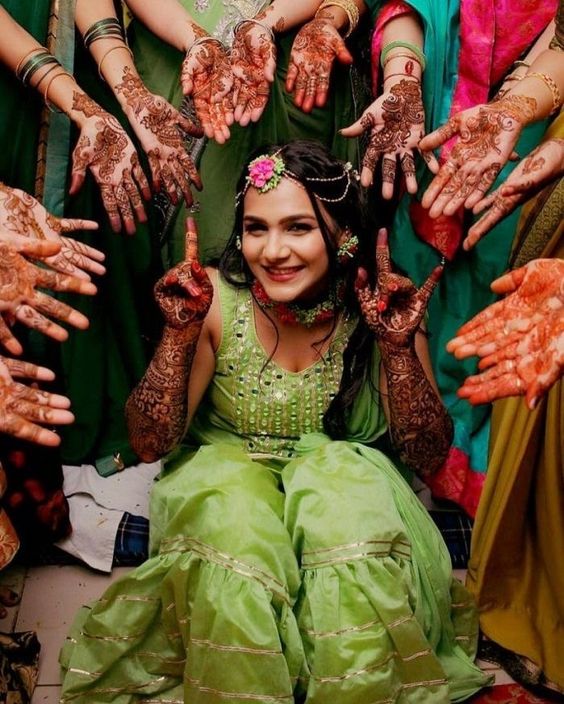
[0,242,94,346]
[355,229,443,347]
[0,362,73,446]
[181,34,233,143]
[448,259,564,358]
[466,139,564,248]
[457,309,563,409]
[342,80,425,195]
[421,95,537,217]
[379,342,454,476]
[231,21,276,126]
[115,67,202,206]
[70,91,150,234]
[355,232,452,475]
[126,219,212,461]
[286,18,352,113]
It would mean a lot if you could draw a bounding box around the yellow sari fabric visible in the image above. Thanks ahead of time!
[467,116,564,690]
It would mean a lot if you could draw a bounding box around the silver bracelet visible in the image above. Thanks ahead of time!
[233,18,275,42]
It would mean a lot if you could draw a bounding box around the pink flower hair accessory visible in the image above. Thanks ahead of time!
[247,154,286,193]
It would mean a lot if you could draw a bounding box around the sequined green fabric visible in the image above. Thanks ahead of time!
[188,277,358,458]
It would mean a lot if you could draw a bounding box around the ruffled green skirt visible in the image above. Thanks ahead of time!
[60,437,489,702]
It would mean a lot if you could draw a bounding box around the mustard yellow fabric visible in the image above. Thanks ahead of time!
[467,116,564,689]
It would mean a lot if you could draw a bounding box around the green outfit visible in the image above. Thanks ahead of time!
[130,0,365,265]
[60,278,489,703]
[0,0,162,469]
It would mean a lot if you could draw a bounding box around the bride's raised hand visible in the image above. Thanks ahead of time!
[356,228,442,347]
[154,217,213,329]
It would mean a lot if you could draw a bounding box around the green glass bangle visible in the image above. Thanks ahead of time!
[84,18,124,48]
[381,40,426,71]
[20,53,60,87]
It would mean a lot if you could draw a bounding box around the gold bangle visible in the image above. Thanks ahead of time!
[526,71,562,114]
[43,70,74,112]
[97,44,134,81]
[14,46,47,79]
[383,52,423,69]
[34,62,61,90]
[316,0,359,39]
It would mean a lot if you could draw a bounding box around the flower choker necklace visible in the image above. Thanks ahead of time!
[251,280,344,327]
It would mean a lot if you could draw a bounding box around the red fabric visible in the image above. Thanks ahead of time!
[409,200,462,260]
[425,446,485,518]
[468,683,557,703]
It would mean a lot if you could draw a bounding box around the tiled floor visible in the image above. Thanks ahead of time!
[0,564,516,704]
[0,563,131,703]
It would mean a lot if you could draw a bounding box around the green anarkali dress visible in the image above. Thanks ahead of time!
[60,277,489,703]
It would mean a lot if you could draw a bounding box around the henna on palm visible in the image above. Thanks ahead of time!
[362,80,424,173]
[286,19,351,112]
[115,67,201,203]
[421,95,537,216]
[71,91,149,233]
[0,366,72,445]
[181,37,232,141]
[231,22,276,124]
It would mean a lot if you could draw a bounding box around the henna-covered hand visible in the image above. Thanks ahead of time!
[181,27,233,144]
[0,183,105,280]
[457,309,563,409]
[466,138,564,249]
[286,18,353,114]
[356,228,443,347]
[231,20,276,127]
[341,80,437,197]
[420,95,536,218]
[0,241,96,354]
[0,359,74,446]
[70,92,151,235]
[116,67,203,207]
[358,229,452,476]
[448,259,564,409]
[154,217,213,328]
[0,355,56,382]
[127,217,212,461]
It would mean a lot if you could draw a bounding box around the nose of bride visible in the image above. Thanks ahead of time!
[262,233,291,262]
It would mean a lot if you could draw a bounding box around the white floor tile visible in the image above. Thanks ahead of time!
[16,565,131,686]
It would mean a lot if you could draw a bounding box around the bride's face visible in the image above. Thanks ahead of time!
[242,178,338,303]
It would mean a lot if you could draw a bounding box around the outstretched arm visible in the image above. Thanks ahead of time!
[125,219,214,461]
[76,0,203,211]
[341,11,438,196]
[356,229,452,476]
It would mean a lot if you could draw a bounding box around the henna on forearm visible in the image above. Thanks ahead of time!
[379,342,453,477]
[125,324,203,462]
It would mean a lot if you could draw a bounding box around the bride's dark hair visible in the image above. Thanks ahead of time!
[219,139,379,438]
